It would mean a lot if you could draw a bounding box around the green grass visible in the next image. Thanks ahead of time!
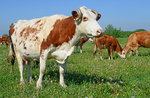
[0,38,150,98]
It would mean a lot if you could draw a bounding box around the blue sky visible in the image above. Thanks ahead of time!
[0,0,150,35]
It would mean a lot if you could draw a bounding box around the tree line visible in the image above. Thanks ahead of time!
[104,24,146,38]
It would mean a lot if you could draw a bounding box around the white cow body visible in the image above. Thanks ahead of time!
[12,15,72,62]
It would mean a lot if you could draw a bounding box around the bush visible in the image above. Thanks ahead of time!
[104,24,146,38]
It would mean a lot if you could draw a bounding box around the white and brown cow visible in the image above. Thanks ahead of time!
[122,31,150,57]
[9,6,103,89]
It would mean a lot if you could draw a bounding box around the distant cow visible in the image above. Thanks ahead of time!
[93,34,125,60]
[0,36,10,46]
[9,6,103,89]
[75,37,93,53]
[122,31,150,57]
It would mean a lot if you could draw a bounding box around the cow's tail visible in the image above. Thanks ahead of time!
[7,24,15,72]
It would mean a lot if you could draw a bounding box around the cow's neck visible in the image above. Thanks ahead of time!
[123,46,129,54]
[68,30,82,46]
[116,43,122,54]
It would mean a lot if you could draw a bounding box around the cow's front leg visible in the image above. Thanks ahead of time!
[129,50,133,56]
[36,52,47,89]
[59,64,67,88]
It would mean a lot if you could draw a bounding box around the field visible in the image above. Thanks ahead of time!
[0,38,150,98]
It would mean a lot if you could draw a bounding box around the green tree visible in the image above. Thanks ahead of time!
[104,24,122,37]
[2,34,8,36]
[104,24,116,33]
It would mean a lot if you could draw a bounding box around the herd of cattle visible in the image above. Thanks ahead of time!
[0,6,150,89]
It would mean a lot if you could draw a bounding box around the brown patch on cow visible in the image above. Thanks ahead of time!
[9,24,15,36]
[35,20,41,24]
[33,36,38,41]
[40,23,43,26]
[23,43,27,49]
[35,36,38,40]
[26,53,30,56]
[20,29,26,37]
[40,17,76,54]
[20,27,38,37]
[19,41,22,45]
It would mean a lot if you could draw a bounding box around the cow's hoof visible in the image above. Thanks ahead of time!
[60,83,67,88]
[35,87,42,90]
[36,83,42,90]
[100,58,103,60]
[20,81,25,86]
[36,85,42,90]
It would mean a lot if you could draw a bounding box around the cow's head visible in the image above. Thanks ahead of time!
[121,49,128,58]
[72,6,103,37]
[118,52,126,58]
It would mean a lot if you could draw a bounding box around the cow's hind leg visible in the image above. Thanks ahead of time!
[80,45,83,53]
[99,48,103,60]
[108,48,113,60]
[75,45,79,53]
[59,64,67,88]
[135,48,139,56]
[110,48,114,60]
[15,51,24,85]
[7,43,15,73]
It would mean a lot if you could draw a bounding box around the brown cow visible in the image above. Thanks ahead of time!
[75,37,93,53]
[122,31,150,57]
[0,35,10,46]
[93,34,125,60]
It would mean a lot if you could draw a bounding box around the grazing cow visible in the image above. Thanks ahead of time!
[122,31,150,57]
[0,35,10,46]
[93,34,125,60]
[75,37,92,53]
[9,6,103,89]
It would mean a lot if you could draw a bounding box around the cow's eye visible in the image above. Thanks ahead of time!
[83,17,88,22]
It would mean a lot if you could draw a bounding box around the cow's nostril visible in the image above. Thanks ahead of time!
[97,29,103,33]
[97,30,101,33]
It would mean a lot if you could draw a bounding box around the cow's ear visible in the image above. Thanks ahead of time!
[72,11,78,18]
[96,13,101,21]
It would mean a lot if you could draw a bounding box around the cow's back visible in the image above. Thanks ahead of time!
[136,31,150,47]
[10,15,67,58]
[95,35,117,48]
[127,31,150,48]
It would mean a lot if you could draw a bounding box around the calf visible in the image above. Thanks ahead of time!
[93,34,125,60]
[9,6,103,89]
[122,31,150,57]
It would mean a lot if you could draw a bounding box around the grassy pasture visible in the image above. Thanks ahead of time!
[0,38,150,98]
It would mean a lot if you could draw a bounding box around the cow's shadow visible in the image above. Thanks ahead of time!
[43,70,125,86]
